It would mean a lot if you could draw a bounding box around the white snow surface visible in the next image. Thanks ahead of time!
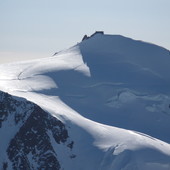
[0,33,170,169]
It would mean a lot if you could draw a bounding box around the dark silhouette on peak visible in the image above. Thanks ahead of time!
[82,34,89,41]
[91,31,104,37]
[82,31,104,41]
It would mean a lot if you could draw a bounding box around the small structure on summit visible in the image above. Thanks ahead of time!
[91,31,104,37]
[82,31,104,41]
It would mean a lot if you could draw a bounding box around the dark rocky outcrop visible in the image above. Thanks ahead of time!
[0,91,74,170]
[82,31,104,41]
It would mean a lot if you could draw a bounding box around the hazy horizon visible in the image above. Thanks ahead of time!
[1,0,170,64]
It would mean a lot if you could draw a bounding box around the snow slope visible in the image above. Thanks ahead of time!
[0,33,170,169]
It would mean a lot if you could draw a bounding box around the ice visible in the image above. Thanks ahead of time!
[0,33,170,169]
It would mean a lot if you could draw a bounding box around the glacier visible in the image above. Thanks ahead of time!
[0,32,170,169]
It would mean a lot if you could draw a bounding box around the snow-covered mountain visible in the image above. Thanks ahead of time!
[0,32,170,169]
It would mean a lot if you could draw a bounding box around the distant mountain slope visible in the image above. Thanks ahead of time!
[0,33,170,169]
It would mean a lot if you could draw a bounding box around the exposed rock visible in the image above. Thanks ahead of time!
[82,31,104,41]
[0,91,74,170]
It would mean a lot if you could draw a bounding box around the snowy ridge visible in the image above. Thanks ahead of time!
[0,33,170,169]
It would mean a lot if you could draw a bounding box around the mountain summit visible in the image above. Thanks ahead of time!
[0,33,170,169]
[80,32,170,82]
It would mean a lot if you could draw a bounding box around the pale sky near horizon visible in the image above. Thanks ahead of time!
[0,0,170,63]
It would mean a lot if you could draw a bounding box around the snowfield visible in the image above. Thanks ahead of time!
[0,32,170,169]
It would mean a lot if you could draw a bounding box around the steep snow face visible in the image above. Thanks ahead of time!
[80,34,170,83]
[1,91,170,170]
[78,34,170,142]
[0,33,170,169]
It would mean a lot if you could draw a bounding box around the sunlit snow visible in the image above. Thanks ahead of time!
[0,33,170,169]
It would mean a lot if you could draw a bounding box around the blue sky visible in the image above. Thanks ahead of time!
[0,0,170,63]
